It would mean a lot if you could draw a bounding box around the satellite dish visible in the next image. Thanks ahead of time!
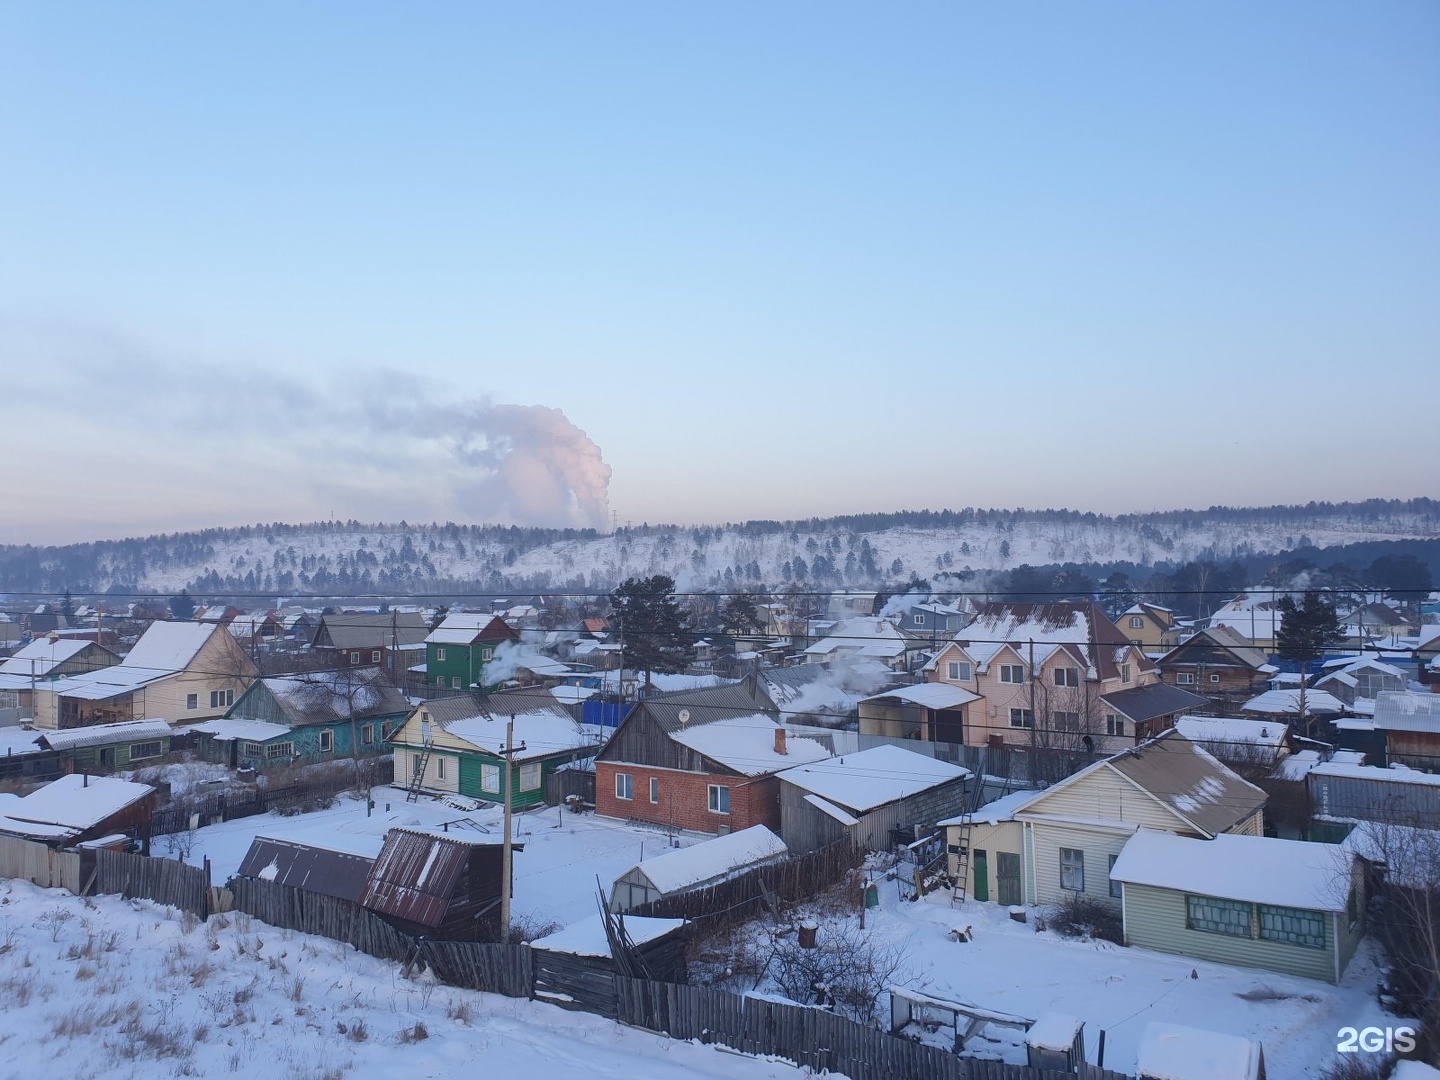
[678,709,691,727]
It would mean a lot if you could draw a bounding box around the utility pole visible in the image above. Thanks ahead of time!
[499,714,525,941]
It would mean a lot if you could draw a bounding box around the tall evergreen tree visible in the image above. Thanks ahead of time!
[1275,591,1341,667]
[609,575,696,686]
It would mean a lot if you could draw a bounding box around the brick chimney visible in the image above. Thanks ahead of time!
[774,727,787,755]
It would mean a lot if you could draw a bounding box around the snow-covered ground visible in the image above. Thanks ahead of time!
[188,788,687,929]
[0,879,810,1080]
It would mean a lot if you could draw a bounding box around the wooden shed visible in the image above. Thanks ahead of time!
[609,824,788,912]
[38,718,174,773]
[236,836,376,903]
[359,826,522,941]
[0,773,156,847]
[777,744,970,855]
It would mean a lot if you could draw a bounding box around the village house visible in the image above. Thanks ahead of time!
[803,617,928,673]
[310,611,431,674]
[608,824,788,912]
[1155,625,1278,714]
[1205,592,1284,651]
[943,730,1266,910]
[1118,603,1180,650]
[1172,715,1291,774]
[0,636,120,715]
[777,744,970,855]
[1110,829,1363,984]
[1239,688,1346,739]
[857,683,980,746]
[391,688,602,809]
[425,613,521,690]
[1333,690,1440,769]
[36,718,174,773]
[191,667,409,772]
[595,681,830,835]
[1313,655,1409,714]
[925,601,1180,756]
[31,621,258,729]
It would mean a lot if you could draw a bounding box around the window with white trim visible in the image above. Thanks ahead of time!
[210,688,233,709]
[1059,848,1084,891]
[1053,667,1079,687]
[1129,616,1144,629]
[371,650,381,663]
[649,777,659,804]
[266,742,295,761]
[519,762,541,791]
[616,773,633,801]
[349,651,360,664]
[708,784,730,814]
[1121,663,1133,685]
[1104,713,1125,737]
[1176,672,1195,684]
[1209,673,1221,683]
[481,763,500,793]
[319,729,334,753]
[435,647,446,661]
[242,741,264,759]
[1009,708,1033,728]
[129,741,163,761]
[360,724,374,746]
[1258,904,1326,949]
[999,664,1025,684]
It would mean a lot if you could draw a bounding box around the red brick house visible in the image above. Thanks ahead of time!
[595,681,831,835]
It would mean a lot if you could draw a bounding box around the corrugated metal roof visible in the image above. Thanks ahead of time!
[237,837,375,902]
[39,719,173,752]
[360,826,509,928]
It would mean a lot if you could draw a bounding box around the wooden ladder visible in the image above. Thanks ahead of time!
[949,819,973,906]
[406,745,433,802]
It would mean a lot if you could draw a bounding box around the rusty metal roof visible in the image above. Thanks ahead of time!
[359,826,513,928]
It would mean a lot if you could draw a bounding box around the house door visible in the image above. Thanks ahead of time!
[972,849,989,902]
[996,852,1022,906]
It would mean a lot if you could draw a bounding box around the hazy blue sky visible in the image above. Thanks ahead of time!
[2,3,1436,543]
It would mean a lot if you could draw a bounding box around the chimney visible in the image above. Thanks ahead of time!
[774,727,787,755]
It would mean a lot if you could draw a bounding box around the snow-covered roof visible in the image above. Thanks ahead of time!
[803,793,860,826]
[1174,716,1288,749]
[1026,1011,1082,1052]
[1110,830,1352,912]
[0,727,44,757]
[122,621,218,675]
[191,717,293,742]
[628,825,787,895]
[530,913,685,958]
[778,744,969,814]
[1271,749,1322,782]
[425,613,514,646]
[444,709,597,763]
[549,685,596,704]
[1134,1021,1262,1080]
[0,637,95,676]
[0,774,155,839]
[46,667,163,699]
[938,787,1037,827]
[1309,760,1440,788]
[859,683,981,710]
[669,715,830,776]
[1239,688,1345,716]
[38,719,173,752]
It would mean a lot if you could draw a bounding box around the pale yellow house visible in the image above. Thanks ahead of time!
[1118,603,1180,650]
[33,621,258,729]
[946,730,1267,910]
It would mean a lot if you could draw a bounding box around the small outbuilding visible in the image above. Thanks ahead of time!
[236,836,376,903]
[609,824,788,912]
[777,744,970,854]
[359,825,522,941]
[37,718,174,773]
[1110,830,1363,984]
[1025,1011,1086,1071]
[0,773,157,847]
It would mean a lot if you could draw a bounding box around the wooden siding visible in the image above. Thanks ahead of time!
[0,835,81,891]
[1026,820,1134,908]
[598,710,741,776]
[779,776,967,855]
[1122,881,1342,983]
[946,819,1023,900]
[396,747,460,794]
[1020,765,1192,834]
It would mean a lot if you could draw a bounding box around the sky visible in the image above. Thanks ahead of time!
[1,3,1436,544]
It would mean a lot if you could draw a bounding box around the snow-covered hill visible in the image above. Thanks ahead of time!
[3,499,1437,597]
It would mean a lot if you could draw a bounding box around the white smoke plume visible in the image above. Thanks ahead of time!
[480,639,556,684]
[1,319,613,536]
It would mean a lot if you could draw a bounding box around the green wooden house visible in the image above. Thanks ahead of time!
[193,667,409,771]
[424,614,520,691]
[37,718,174,772]
[390,689,602,809]
[1110,829,1364,984]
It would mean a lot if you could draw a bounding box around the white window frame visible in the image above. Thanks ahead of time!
[1104,713,1124,737]
[1108,853,1122,899]
[999,664,1025,684]
[371,649,381,663]
[708,784,731,815]
[349,651,360,664]
[1059,848,1084,892]
[649,777,659,804]
[519,762,541,791]
[360,723,373,746]
[266,741,295,762]
[319,729,334,753]
[481,763,501,793]
[1053,667,1079,687]
[1209,673,1221,683]
[1176,672,1195,685]
[1052,710,1081,731]
[128,740,163,761]
[436,757,447,780]
[1121,663,1133,685]
[1009,708,1033,729]
[435,647,446,661]
[1129,616,1144,629]
[209,688,233,709]
[616,772,633,801]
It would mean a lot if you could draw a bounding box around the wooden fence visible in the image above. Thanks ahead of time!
[229,876,412,961]
[626,840,866,927]
[149,763,395,837]
[0,835,81,891]
[95,849,211,917]
[421,939,533,999]
[614,978,1130,1080]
